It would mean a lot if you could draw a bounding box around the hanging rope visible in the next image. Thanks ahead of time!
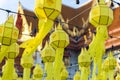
[68,7,91,22]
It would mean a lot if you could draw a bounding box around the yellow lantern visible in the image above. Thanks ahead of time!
[33,64,43,79]
[34,0,62,20]
[89,0,113,27]
[102,52,117,80]
[49,24,69,80]
[78,48,91,67]
[78,48,91,80]
[41,41,55,62]
[103,52,117,70]
[73,71,81,80]
[6,43,19,59]
[50,24,69,49]
[21,56,34,80]
[0,15,19,45]
[41,41,55,80]
[60,68,68,80]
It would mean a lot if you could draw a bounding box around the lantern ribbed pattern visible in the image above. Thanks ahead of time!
[41,42,55,62]
[89,1,113,27]
[0,15,19,45]
[33,64,43,78]
[102,52,117,70]
[6,43,19,59]
[21,56,34,68]
[50,24,69,49]
[78,48,91,67]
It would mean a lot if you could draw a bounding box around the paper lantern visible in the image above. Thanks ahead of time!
[33,64,43,78]
[60,68,68,80]
[102,52,117,80]
[89,0,113,27]
[73,71,81,80]
[50,24,69,80]
[0,15,19,45]
[103,52,117,70]
[41,41,55,62]
[6,43,19,59]
[34,0,62,20]
[50,24,69,49]
[21,56,34,80]
[78,48,91,67]
[41,42,55,80]
[21,56,34,68]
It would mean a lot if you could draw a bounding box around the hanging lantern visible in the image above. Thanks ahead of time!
[50,24,69,49]
[102,51,117,80]
[21,56,34,80]
[78,48,91,80]
[21,57,34,68]
[89,0,113,27]
[41,42,55,80]
[41,41,55,62]
[33,64,43,79]
[103,51,117,70]
[21,56,34,69]
[6,43,19,59]
[78,48,91,67]
[0,15,19,45]
[73,71,81,80]
[34,0,62,20]
[60,68,68,80]
[49,24,69,80]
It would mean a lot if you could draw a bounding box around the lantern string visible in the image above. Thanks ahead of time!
[0,8,38,19]
[68,6,91,22]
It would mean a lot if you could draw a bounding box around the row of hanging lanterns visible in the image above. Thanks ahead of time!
[0,0,119,80]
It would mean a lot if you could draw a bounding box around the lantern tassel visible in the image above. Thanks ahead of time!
[23,68,30,80]
[45,62,53,80]
[2,59,14,80]
[80,67,89,80]
[92,62,97,80]
[53,48,64,80]
[22,19,54,57]
[108,70,114,80]
[0,45,8,62]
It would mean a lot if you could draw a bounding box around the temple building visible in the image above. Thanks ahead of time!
[1,0,120,79]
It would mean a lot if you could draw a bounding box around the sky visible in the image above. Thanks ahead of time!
[0,0,119,23]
